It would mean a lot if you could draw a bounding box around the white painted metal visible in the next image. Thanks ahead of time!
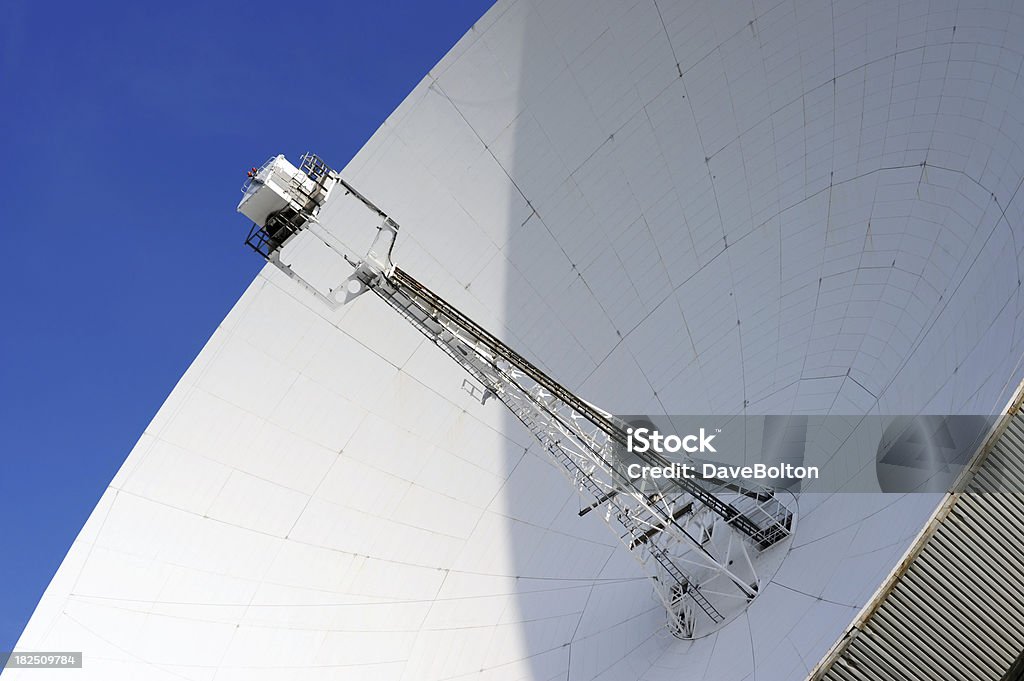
[239,156,795,638]
[11,1,1024,680]
[237,155,321,227]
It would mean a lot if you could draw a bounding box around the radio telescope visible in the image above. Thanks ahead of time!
[11,1,1024,680]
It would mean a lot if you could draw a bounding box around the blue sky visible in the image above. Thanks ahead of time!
[0,0,493,652]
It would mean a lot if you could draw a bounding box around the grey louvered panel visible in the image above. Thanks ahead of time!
[811,406,1024,681]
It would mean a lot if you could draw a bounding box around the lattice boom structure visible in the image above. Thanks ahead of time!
[238,153,797,638]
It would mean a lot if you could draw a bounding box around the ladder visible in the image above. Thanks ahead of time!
[381,267,791,548]
[241,154,796,636]
[364,266,773,625]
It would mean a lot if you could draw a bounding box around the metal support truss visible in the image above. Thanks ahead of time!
[240,153,796,638]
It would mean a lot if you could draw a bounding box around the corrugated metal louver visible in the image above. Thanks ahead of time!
[811,393,1024,681]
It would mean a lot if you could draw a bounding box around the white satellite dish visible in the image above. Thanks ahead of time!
[13,2,1024,680]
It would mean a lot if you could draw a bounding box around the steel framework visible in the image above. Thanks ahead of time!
[240,153,796,638]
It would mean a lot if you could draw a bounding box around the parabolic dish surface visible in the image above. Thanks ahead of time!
[12,1,1024,680]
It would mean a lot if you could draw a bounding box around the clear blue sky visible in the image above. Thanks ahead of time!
[0,0,493,652]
